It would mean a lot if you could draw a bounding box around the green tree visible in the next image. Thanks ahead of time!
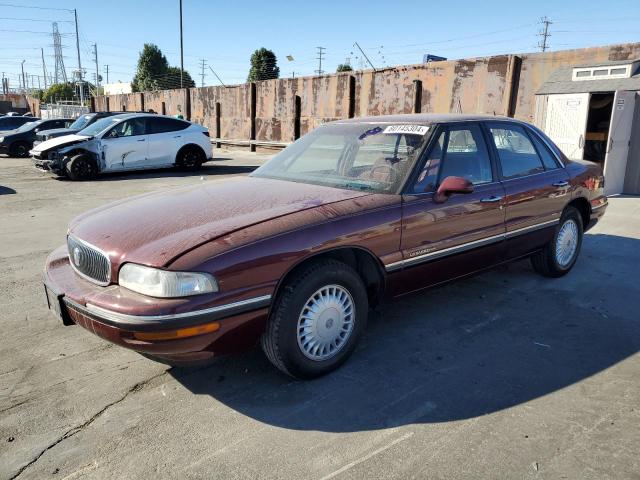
[132,43,169,92]
[336,64,353,72]
[247,48,279,82]
[42,83,75,103]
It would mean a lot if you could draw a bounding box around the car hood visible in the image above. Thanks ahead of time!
[69,176,372,270]
[39,128,79,138]
[32,134,89,152]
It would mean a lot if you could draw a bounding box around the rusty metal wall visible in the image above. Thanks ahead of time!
[94,42,640,142]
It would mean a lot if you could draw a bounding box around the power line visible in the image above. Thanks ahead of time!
[538,16,553,52]
[0,3,73,11]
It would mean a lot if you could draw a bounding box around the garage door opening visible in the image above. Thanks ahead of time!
[584,93,614,164]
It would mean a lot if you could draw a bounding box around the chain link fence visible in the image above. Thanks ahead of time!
[40,102,89,119]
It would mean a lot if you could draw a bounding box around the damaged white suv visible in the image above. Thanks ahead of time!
[30,113,212,180]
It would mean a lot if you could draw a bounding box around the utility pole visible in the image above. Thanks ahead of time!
[21,60,26,94]
[179,0,184,88]
[291,71,295,79]
[104,64,109,84]
[93,43,100,93]
[41,48,48,90]
[538,16,553,52]
[315,46,326,75]
[73,9,84,105]
[200,59,206,87]
[353,42,377,72]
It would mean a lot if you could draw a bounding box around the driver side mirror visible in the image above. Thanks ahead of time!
[434,176,474,203]
[105,129,119,139]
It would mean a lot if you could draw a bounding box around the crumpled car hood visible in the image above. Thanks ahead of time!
[31,134,89,153]
[68,176,371,269]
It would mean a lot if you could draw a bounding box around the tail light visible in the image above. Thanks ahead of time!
[202,131,210,137]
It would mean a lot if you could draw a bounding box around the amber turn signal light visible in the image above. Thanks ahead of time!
[133,322,220,341]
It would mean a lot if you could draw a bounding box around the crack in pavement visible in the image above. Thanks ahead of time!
[8,369,169,480]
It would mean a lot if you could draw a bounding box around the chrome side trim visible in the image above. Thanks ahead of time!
[505,219,560,239]
[65,294,272,326]
[592,201,608,211]
[385,219,560,272]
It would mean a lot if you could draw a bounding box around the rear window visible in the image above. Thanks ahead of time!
[147,117,189,134]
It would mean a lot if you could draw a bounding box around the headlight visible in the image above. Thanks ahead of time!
[0,137,4,143]
[118,263,218,298]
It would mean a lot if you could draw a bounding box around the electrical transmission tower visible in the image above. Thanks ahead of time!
[52,22,67,83]
[315,46,326,75]
[200,59,206,87]
[538,16,553,52]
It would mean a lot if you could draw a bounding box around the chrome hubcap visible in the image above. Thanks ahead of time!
[556,219,579,267]
[297,284,355,361]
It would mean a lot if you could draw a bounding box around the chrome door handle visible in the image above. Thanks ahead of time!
[480,195,503,203]
[553,181,569,187]
[173,135,182,138]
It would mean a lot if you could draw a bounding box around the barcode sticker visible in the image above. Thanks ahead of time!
[383,125,429,135]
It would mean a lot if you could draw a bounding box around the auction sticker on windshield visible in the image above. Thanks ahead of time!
[383,125,429,135]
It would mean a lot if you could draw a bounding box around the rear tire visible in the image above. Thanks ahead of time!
[261,259,368,379]
[66,154,98,181]
[531,206,583,277]
[10,141,30,158]
[176,146,204,170]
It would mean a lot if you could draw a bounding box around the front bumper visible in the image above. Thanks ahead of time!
[44,245,272,364]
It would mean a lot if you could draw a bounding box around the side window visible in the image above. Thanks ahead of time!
[148,117,189,134]
[529,130,560,170]
[108,118,146,138]
[488,124,544,179]
[438,124,493,185]
[412,131,444,193]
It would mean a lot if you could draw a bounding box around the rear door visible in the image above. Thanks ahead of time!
[146,117,189,166]
[395,122,506,294]
[485,121,570,259]
[101,118,149,171]
[603,90,636,195]
[545,93,590,160]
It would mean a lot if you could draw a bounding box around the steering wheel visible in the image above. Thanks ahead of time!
[366,162,401,188]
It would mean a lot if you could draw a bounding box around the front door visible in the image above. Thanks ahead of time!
[393,123,506,295]
[485,121,570,259]
[545,93,590,160]
[101,118,148,171]
[604,90,636,195]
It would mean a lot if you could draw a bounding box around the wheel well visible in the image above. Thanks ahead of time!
[176,143,206,163]
[567,197,590,227]
[276,248,386,307]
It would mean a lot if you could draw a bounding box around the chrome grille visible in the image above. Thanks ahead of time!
[67,235,111,285]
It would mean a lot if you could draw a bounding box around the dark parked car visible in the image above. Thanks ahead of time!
[34,111,125,144]
[43,114,607,378]
[0,115,39,136]
[0,118,73,157]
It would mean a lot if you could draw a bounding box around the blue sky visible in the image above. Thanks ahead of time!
[1,0,639,88]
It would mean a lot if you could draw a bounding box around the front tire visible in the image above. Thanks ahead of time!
[262,259,368,379]
[531,206,583,277]
[66,154,98,180]
[10,141,30,158]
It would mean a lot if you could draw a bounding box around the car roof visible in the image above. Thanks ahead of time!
[331,113,523,125]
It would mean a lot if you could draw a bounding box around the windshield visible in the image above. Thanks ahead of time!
[251,123,431,193]
[69,114,93,130]
[14,120,41,133]
[77,117,120,136]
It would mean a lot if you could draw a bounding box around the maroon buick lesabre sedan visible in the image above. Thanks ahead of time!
[43,114,607,378]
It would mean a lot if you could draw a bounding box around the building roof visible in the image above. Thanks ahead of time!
[537,62,640,95]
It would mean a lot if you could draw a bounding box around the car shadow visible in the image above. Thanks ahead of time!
[169,233,639,432]
[53,160,257,182]
[0,185,16,195]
